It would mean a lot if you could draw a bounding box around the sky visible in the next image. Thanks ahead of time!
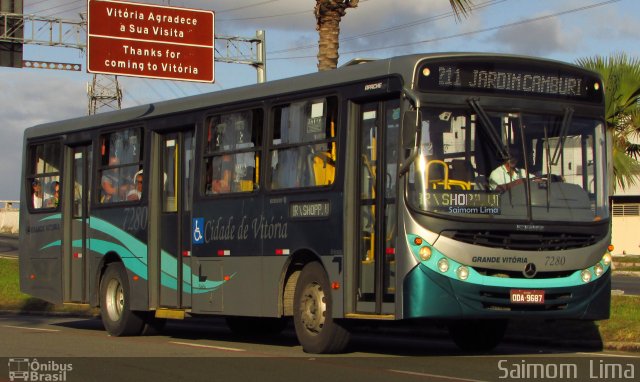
[1,0,639,199]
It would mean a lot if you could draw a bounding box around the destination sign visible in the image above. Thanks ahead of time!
[424,191,501,215]
[418,60,602,103]
[290,201,331,219]
[87,0,215,82]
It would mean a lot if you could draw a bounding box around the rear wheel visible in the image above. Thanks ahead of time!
[100,263,145,336]
[447,319,508,352]
[293,262,350,353]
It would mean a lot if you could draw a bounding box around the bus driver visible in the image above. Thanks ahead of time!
[489,155,528,191]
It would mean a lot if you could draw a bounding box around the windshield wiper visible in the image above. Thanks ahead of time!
[467,98,510,160]
[551,107,574,165]
[544,126,552,212]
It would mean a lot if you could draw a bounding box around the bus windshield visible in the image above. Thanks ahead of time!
[407,106,608,222]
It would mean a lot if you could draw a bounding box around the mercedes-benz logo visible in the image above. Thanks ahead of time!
[523,263,537,278]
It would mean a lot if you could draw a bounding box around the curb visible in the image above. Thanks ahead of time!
[0,309,99,318]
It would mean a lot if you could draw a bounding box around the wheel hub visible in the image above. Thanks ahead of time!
[300,282,326,335]
[105,278,124,322]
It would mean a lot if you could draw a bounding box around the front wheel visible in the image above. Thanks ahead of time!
[100,262,145,336]
[293,262,350,353]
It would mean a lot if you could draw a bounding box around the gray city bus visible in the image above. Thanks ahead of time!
[20,53,612,353]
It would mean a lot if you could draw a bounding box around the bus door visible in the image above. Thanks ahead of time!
[356,100,400,314]
[158,129,195,308]
[65,144,92,303]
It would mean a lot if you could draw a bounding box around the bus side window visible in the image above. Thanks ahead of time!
[98,128,143,204]
[204,109,262,195]
[271,97,337,189]
[27,142,61,210]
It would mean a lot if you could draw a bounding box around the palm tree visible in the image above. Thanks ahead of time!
[315,0,474,71]
[576,53,640,191]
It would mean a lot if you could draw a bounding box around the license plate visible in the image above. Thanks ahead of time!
[510,289,545,304]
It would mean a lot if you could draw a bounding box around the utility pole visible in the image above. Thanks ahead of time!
[1,10,267,114]
[87,74,122,115]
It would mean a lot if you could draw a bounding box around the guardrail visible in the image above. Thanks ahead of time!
[0,200,19,234]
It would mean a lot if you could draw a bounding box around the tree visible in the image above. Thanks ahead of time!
[314,0,474,71]
[576,53,640,191]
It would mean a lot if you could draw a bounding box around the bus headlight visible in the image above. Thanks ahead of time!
[602,253,612,267]
[437,258,449,273]
[581,269,592,283]
[456,266,469,280]
[594,263,604,277]
[419,246,432,261]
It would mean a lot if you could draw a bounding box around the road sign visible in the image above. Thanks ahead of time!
[87,0,214,82]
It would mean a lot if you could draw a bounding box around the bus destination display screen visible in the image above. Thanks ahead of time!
[418,60,603,103]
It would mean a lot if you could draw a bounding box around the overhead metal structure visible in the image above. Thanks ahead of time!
[0,9,266,114]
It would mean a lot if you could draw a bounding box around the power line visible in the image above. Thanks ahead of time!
[217,0,280,13]
[217,0,371,22]
[269,0,505,55]
[271,0,622,60]
[29,0,83,16]
[218,9,309,22]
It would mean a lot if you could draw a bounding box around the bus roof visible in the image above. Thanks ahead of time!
[24,52,597,140]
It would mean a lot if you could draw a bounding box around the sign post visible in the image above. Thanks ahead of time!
[87,0,215,83]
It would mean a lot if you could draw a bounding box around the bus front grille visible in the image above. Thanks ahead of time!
[474,268,575,279]
[443,230,597,250]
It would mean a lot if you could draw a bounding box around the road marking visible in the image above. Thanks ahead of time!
[169,341,245,352]
[3,325,60,332]
[389,369,488,382]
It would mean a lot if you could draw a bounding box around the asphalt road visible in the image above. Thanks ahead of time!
[612,275,640,296]
[0,233,18,258]
[0,313,638,382]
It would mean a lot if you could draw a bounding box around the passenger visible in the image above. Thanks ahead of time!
[45,181,60,208]
[32,180,44,209]
[101,155,120,203]
[127,171,143,200]
[211,156,232,193]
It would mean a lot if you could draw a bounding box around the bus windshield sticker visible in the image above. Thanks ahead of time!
[290,201,331,219]
[425,192,501,215]
[363,111,376,120]
[311,102,323,118]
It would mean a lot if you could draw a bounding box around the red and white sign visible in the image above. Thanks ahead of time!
[87,0,215,82]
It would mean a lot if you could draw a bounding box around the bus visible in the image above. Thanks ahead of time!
[19,53,612,353]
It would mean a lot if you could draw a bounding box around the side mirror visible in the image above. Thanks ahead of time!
[399,110,422,177]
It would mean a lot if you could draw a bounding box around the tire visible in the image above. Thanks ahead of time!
[447,319,508,352]
[100,262,145,336]
[293,261,350,353]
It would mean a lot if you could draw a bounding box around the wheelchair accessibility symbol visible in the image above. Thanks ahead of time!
[192,218,204,245]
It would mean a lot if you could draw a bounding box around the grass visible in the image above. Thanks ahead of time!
[1,258,638,347]
[597,295,640,343]
[619,267,640,272]
[0,257,33,308]
[0,258,95,315]
[613,256,640,264]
